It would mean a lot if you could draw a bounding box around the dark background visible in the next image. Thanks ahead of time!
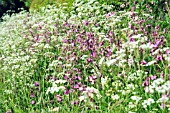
[0,0,28,19]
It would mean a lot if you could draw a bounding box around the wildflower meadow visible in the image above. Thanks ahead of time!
[0,0,170,113]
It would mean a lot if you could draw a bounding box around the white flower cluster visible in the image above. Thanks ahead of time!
[79,86,101,101]
[142,98,155,108]
[128,70,145,81]
[139,43,154,50]
[157,95,169,103]
[46,80,66,94]
[145,78,170,94]
[111,94,120,100]
[131,95,142,103]
[101,76,108,89]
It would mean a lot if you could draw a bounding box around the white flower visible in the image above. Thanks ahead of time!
[142,98,155,108]
[143,14,150,17]
[148,98,155,104]
[128,41,139,48]
[44,44,51,49]
[81,55,88,60]
[131,96,142,103]
[105,59,117,67]
[99,57,105,66]
[49,107,60,112]
[101,77,108,88]
[111,94,119,100]
[79,95,87,101]
[145,60,156,66]
[131,34,143,39]
[145,86,154,93]
[140,43,154,50]
[128,102,136,108]
[4,90,12,94]
[127,84,135,90]
[142,104,147,108]
[128,111,136,113]
[149,87,154,93]
[46,81,65,94]
[142,100,148,108]
[30,59,37,64]
[85,87,102,99]
[24,55,30,60]
[153,78,164,85]
[54,80,67,84]
[157,95,169,103]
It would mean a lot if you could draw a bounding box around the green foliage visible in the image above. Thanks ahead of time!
[20,0,32,7]
[0,0,29,19]
[97,0,169,21]
[29,0,75,13]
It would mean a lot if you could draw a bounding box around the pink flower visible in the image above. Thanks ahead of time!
[168,74,170,79]
[142,81,149,86]
[154,40,160,48]
[109,38,113,44]
[87,57,91,63]
[84,20,89,26]
[164,28,167,33]
[34,82,39,87]
[155,26,159,30]
[134,1,137,4]
[31,100,35,105]
[79,87,84,91]
[64,75,68,80]
[129,23,132,29]
[109,31,113,36]
[160,73,164,78]
[151,75,157,80]
[166,50,170,54]
[30,94,35,98]
[131,6,135,11]
[150,8,153,12]
[77,76,82,80]
[75,100,79,105]
[64,90,71,95]
[130,38,134,42]
[160,103,165,109]
[71,101,74,105]
[88,75,97,84]
[111,12,115,15]
[106,13,110,18]
[56,95,62,102]
[140,60,147,65]
[74,84,79,89]
[91,51,96,58]
[156,55,163,61]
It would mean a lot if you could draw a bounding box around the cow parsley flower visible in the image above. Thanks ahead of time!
[111,94,120,100]
[131,96,142,103]
[142,98,155,108]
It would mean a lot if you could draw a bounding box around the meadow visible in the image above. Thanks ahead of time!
[0,0,170,112]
